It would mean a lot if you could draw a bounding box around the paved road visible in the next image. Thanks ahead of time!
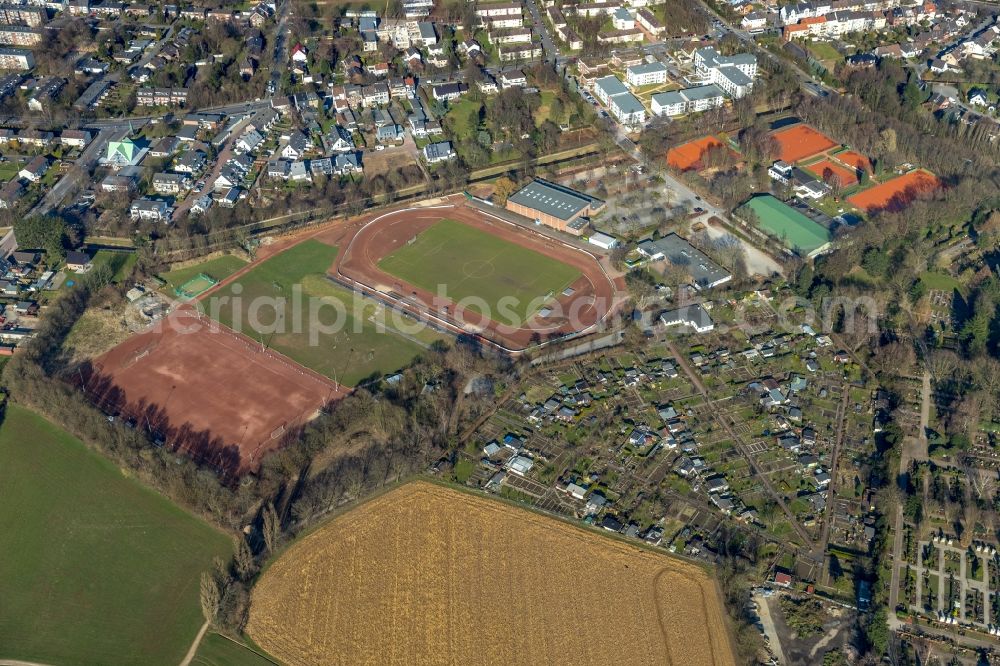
[32,126,118,215]
[523,0,557,62]
[270,0,291,95]
[696,0,839,98]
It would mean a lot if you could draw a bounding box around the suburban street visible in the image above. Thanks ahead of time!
[33,127,119,216]
[523,0,557,62]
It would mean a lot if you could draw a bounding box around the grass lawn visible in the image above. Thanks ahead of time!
[445,96,482,137]
[210,239,442,386]
[809,196,858,219]
[806,41,841,64]
[534,90,565,126]
[377,218,581,325]
[91,250,137,283]
[920,271,963,293]
[0,404,232,666]
[0,162,18,180]
[192,634,277,666]
[453,458,475,484]
[160,254,249,292]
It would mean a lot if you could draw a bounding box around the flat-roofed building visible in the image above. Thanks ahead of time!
[626,61,667,87]
[593,74,646,125]
[694,47,757,98]
[506,178,605,235]
[0,26,41,46]
[651,84,725,116]
[0,4,45,27]
[0,46,32,70]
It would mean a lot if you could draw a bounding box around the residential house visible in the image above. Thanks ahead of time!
[129,198,173,222]
[432,81,468,101]
[499,69,527,88]
[376,124,403,144]
[326,126,355,153]
[334,152,362,175]
[151,172,191,194]
[18,155,47,182]
[659,303,715,333]
[280,131,311,159]
[423,141,455,163]
[235,129,264,154]
[173,150,206,174]
[60,129,92,148]
[100,173,137,193]
[65,250,92,272]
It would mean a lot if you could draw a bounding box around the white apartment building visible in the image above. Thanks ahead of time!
[650,84,725,116]
[694,47,757,98]
[626,61,668,87]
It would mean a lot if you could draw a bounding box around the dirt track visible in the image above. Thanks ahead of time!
[84,307,345,476]
[334,199,620,351]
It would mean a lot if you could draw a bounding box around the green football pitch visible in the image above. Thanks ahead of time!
[208,239,446,387]
[0,405,231,666]
[377,218,581,325]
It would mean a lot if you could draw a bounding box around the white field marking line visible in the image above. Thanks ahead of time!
[336,204,616,354]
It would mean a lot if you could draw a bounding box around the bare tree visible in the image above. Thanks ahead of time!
[200,571,221,624]
[261,502,280,553]
[233,536,256,581]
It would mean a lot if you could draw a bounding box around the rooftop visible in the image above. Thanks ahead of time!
[507,178,604,222]
[594,75,630,98]
[638,233,731,289]
[627,61,667,76]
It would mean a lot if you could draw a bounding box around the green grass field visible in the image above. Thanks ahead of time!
[0,405,231,666]
[192,633,277,666]
[209,239,443,386]
[446,96,482,136]
[91,250,138,283]
[160,254,249,292]
[920,271,963,293]
[377,219,581,325]
[806,41,841,65]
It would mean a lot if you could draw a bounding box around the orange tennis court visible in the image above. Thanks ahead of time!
[667,136,729,171]
[771,124,837,163]
[805,159,859,186]
[848,170,940,213]
[833,150,872,173]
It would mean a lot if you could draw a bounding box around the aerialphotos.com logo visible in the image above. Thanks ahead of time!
[134,282,880,347]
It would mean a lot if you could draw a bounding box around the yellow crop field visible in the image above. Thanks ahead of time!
[247,482,735,666]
